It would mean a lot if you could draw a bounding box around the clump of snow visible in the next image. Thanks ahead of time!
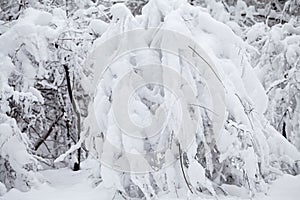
[88,19,108,36]
[110,3,134,24]
[22,8,53,26]
[0,182,7,196]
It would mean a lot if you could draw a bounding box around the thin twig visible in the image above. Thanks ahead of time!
[188,46,226,89]
[189,103,219,116]
[178,143,194,194]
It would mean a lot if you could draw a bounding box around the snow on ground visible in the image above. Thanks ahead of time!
[0,168,101,200]
[1,166,300,200]
[256,175,300,200]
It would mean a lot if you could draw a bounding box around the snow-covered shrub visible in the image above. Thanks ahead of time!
[0,6,81,188]
[0,114,40,191]
[0,8,52,191]
[0,7,70,167]
[0,0,110,172]
[84,1,300,198]
[247,19,300,151]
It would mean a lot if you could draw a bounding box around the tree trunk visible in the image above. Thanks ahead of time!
[63,64,81,171]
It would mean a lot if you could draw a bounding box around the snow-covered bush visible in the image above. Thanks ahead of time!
[247,19,300,151]
[83,1,300,198]
[0,0,110,175]
[0,8,52,191]
[0,0,111,171]
[0,115,40,191]
[0,7,69,167]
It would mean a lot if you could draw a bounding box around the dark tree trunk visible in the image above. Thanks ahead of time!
[63,64,81,171]
[282,121,287,139]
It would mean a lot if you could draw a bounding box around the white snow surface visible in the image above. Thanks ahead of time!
[2,165,300,200]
